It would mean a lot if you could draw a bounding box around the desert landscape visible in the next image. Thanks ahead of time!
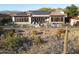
[5,27,78,54]
[0,4,79,54]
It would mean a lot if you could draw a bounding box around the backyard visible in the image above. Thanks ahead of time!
[0,27,79,54]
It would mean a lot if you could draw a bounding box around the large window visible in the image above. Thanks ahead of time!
[60,17,63,21]
[31,17,49,24]
[51,17,54,22]
[25,17,29,22]
[51,16,63,22]
[15,16,29,22]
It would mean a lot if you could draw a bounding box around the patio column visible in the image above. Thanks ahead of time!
[12,16,15,22]
[28,17,31,24]
[63,16,65,24]
[59,17,61,22]
[49,16,51,23]
[12,16,15,25]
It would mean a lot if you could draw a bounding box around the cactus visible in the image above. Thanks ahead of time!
[63,26,68,54]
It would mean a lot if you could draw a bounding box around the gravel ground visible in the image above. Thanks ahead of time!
[25,28,79,54]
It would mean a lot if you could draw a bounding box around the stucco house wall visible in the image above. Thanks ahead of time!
[70,19,79,26]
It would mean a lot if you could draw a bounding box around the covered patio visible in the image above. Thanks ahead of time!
[31,17,49,24]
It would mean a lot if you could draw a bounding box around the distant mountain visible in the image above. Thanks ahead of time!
[0,10,22,13]
[0,10,27,16]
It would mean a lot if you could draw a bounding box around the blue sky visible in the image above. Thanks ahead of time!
[0,4,78,11]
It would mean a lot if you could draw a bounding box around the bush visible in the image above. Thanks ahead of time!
[75,38,79,53]
[0,30,23,50]
[0,32,12,49]
[0,27,3,31]
[32,36,44,45]
[0,29,35,53]
[0,27,4,35]
[56,29,65,35]
[31,30,38,35]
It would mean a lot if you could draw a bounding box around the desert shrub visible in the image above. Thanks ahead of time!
[31,30,37,35]
[56,29,65,35]
[0,30,23,50]
[5,32,13,37]
[32,36,44,45]
[67,36,79,54]
[0,32,13,49]
[0,27,4,36]
[74,37,79,53]
[54,29,65,40]
[0,29,34,53]
[0,27,3,31]
[76,43,79,50]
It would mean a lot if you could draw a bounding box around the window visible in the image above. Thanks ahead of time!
[15,17,19,22]
[25,17,29,22]
[51,17,54,22]
[14,16,29,22]
[20,17,22,22]
[61,17,63,21]
[55,17,60,22]
[51,16,62,22]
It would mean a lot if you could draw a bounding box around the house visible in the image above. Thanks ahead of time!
[11,10,66,27]
[70,12,79,26]
[70,17,79,26]
[11,11,50,26]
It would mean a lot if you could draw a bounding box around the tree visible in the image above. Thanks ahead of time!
[64,4,78,16]
[39,7,51,11]
[1,16,11,25]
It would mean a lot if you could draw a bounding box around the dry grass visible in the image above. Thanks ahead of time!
[55,29,65,35]
[22,28,79,53]
[22,28,79,37]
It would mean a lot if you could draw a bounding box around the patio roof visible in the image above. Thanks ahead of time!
[50,9,66,16]
[29,10,50,15]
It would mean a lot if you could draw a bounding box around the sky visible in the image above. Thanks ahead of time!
[0,4,78,11]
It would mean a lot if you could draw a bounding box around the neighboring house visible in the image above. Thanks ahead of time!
[70,12,79,26]
[70,17,79,26]
[10,10,66,27]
